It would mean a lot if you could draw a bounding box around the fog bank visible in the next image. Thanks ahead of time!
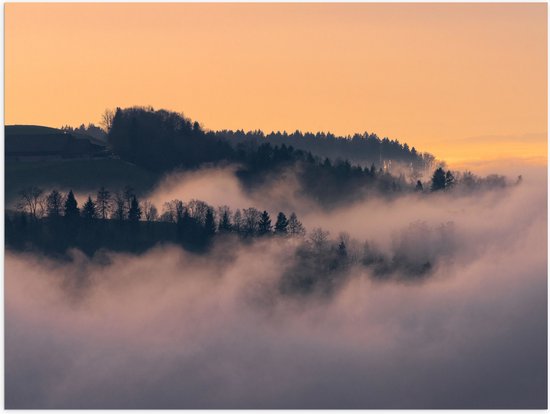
[5,162,547,408]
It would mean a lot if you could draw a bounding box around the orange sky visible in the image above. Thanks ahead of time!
[5,3,547,166]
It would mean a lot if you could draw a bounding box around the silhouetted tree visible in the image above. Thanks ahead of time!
[161,199,184,223]
[242,208,261,236]
[123,186,136,213]
[46,190,64,218]
[127,196,142,222]
[204,208,216,238]
[64,190,80,220]
[415,180,423,192]
[95,187,112,219]
[82,196,97,220]
[101,108,115,132]
[431,168,446,191]
[112,192,126,221]
[218,206,232,232]
[274,212,289,234]
[288,212,305,237]
[258,211,272,235]
[17,186,44,220]
[309,228,330,249]
[142,200,158,222]
[445,170,455,189]
[233,209,243,233]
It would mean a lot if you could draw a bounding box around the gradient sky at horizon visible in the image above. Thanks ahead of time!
[5,3,547,166]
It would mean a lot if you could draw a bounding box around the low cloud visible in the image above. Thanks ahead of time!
[5,161,547,408]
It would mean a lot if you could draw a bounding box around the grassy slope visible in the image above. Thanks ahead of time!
[6,125,62,135]
[6,158,160,206]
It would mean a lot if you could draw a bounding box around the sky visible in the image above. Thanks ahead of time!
[5,3,548,166]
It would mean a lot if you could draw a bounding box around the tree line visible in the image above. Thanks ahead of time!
[7,185,458,296]
[66,107,511,209]
[105,106,433,170]
[7,185,307,256]
[105,107,435,208]
[214,129,434,170]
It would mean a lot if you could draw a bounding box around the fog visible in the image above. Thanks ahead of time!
[5,161,547,408]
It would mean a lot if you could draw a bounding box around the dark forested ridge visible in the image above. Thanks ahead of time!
[215,128,435,169]
[108,106,434,170]
[107,107,437,207]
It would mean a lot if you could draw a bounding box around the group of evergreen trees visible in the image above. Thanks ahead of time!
[107,106,433,171]
[216,129,435,169]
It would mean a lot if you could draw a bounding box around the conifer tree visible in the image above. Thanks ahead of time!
[430,168,446,191]
[64,190,80,220]
[288,212,305,237]
[274,212,289,234]
[127,196,142,222]
[258,210,272,235]
[204,208,216,237]
[218,209,232,232]
[82,196,97,220]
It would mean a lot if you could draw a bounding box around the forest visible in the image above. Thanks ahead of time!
[103,106,510,208]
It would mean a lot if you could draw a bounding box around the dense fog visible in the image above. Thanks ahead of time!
[5,161,547,408]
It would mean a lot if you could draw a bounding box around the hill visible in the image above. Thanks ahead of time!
[6,124,107,160]
[5,158,159,206]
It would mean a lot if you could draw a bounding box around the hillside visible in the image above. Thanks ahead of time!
[5,158,159,206]
[6,125,107,156]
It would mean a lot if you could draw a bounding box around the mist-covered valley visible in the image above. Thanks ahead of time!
[5,159,547,408]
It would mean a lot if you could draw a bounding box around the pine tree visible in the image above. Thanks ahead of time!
[218,209,232,232]
[233,209,242,233]
[127,196,142,222]
[204,208,216,237]
[430,168,446,191]
[415,180,423,192]
[274,212,289,234]
[445,170,455,189]
[64,190,80,220]
[288,212,305,237]
[82,196,97,220]
[258,210,272,235]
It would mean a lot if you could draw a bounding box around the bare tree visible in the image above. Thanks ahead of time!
[112,191,126,221]
[288,212,306,237]
[233,209,243,233]
[187,199,211,224]
[242,207,261,235]
[309,228,330,250]
[100,108,115,133]
[17,186,45,219]
[45,189,65,218]
[95,186,112,219]
[142,200,158,222]
[162,200,184,223]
